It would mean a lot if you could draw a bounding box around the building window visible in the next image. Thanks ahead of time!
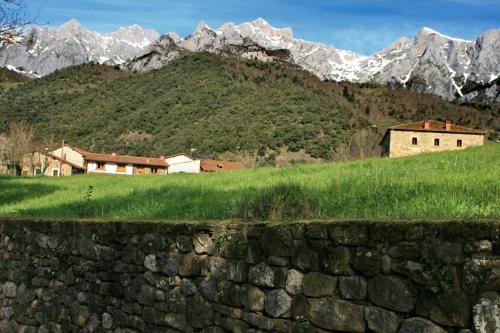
[35,168,42,175]
[52,169,59,177]
[434,138,440,146]
[97,162,106,171]
[151,168,159,174]
[117,164,126,173]
[412,137,418,145]
[457,139,462,147]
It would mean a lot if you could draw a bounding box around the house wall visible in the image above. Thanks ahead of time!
[167,160,201,174]
[166,155,193,165]
[21,152,48,176]
[388,130,484,158]
[51,146,85,168]
[87,162,134,175]
[44,160,73,177]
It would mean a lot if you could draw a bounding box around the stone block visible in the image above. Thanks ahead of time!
[368,275,415,313]
[242,284,265,312]
[193,233,214,255]
[338,276,367,300]
[285,269,304,295]
[416,288,470,327]
[144,254,159,272]
[308,298,365,332]
[329,225,368,245]
[249,263,274,287]
[473,292,500,333]
[176,235,193,253]
[265,289,292,318]
[399,317,447,333]
[291,241,319,272]
[260,228,293,257]
[365,306,399,333]
[159,257,179,277]
[388,242,421,259]
[320,246,351,275]
[353,247,381,276]
[2,282,16,298]
[303,272,337,297]
[179,254,201,277]
[227,260,248,283]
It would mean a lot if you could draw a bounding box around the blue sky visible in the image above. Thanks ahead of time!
[26,0,500,55]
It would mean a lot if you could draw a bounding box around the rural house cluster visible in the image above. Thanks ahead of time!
[20,145,245,177]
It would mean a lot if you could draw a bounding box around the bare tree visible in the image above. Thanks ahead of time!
[0,121,34,175]
[0,0,34,46]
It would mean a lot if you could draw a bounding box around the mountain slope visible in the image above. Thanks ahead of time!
[0,54,498,163]
[0,19,159,76]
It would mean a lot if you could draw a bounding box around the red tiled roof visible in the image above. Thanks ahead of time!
[200,160,245,172]
[83,152,168,167]
[389,120,485,134]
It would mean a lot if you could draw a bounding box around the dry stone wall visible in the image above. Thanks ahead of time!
[0,219,499,333]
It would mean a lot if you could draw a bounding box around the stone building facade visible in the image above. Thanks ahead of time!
[380,120,485,158]
[0,219,499,332]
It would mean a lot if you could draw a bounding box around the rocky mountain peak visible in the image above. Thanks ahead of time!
[0,20,159,76]
[1,19,498,102]
[58,18,84,31]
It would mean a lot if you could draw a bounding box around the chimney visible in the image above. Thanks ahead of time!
[112,153,116,156]
[445,120,452,131]
[423,120,430,129]
[160,155,165,159]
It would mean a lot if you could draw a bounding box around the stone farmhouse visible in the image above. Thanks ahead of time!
[21,145,245,176]
[380,120,485,158]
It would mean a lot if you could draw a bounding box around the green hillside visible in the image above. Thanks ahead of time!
[0,145,499,221]
[0,67,31,90]
[0,54,498,163]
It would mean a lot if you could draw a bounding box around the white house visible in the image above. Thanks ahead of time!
[165,154,202,174]
[83,152,168,175]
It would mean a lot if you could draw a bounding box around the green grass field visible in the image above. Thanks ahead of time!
[1,145,499,221]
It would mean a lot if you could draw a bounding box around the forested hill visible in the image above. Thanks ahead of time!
[0,54,498,164]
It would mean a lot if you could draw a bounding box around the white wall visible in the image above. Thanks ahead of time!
[87,162,133,175]
[52,146,85,168]
[168,160,201,174]
[166,155,193,165]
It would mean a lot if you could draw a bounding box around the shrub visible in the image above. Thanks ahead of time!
[233,182,319,221]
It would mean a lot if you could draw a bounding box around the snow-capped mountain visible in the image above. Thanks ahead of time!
[125,18,499,101]
[2,18,498,101]
[0,19,159,76]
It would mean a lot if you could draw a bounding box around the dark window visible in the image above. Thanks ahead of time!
[412,137,418,145]
[52,169,59,177]
[457,139,462,147]
[97,162,106,170]
[434,138,440,146]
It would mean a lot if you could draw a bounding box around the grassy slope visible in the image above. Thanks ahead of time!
[0,54,498,162]
[1,145,498,221]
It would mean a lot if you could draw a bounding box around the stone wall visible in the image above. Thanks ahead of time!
[387,130,484,157]
[0,219,499,333]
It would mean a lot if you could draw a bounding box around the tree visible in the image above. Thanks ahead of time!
[0,121,34,175]
[0,0,34,46]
